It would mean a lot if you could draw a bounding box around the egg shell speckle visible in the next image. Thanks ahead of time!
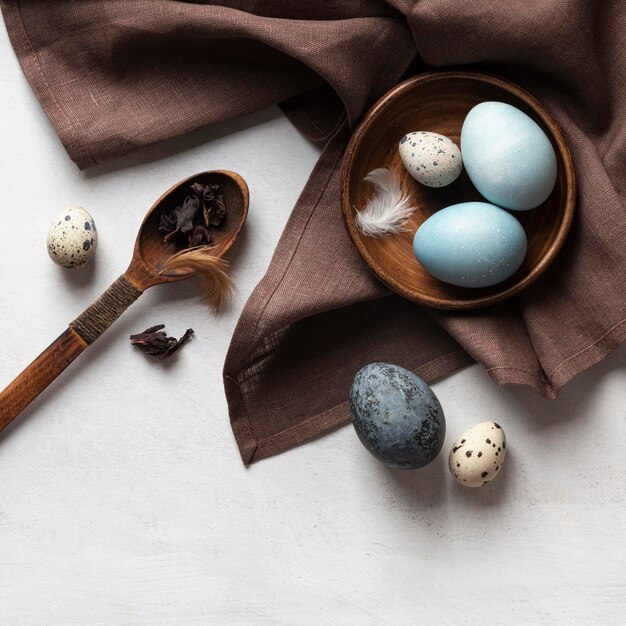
[399,131,462,188]
[349,362,446,469]
[47,206,98,270]
[413,201,527,288]
[449,421,507,488]
[461,101,557,211]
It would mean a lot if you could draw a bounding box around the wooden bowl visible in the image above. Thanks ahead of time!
[341,71,576,309]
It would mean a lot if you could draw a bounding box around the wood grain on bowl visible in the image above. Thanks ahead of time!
[340,71,576,309]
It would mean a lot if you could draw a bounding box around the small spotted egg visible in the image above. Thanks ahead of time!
[47,206,98,269]
[448,421,506,488]
[399,131,462,188]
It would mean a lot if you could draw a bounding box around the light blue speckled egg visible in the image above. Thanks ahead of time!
[413,202,527,288]
[461,102,557,211]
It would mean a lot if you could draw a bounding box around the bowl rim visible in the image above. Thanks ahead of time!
[340,70,577,310]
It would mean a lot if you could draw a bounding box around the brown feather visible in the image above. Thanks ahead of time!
[160,247,234,312]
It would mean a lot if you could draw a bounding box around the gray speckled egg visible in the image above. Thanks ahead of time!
[47,206,98,269]
[399,131,462,188]
[449,421,507,488]
[349,362,445,469]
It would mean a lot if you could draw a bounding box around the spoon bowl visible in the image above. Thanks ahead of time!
[129,170,249,286]
[0,170,249,431]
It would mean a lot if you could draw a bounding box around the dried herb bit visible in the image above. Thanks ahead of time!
[188,224,212,248]
[191,182,226,227]
[159,182,227,248]
[160,194,203,244]
[130,325,194,359]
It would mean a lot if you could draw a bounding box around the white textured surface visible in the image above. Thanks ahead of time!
[1,24,625,626]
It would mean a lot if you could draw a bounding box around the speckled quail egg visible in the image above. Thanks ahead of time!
[399,131,462,188]
[448,421,506,487]
[47,206,98,269]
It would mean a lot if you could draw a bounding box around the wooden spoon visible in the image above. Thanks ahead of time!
[0,170,249,432]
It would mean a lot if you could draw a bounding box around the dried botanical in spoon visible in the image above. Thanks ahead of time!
[159,181,235,310]
[130,325,194,359]
[159,182,226,247]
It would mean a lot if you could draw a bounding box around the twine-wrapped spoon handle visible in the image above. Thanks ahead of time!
[0,274,143,431]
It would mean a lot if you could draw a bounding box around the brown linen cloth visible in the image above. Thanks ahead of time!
[2,1,625,464]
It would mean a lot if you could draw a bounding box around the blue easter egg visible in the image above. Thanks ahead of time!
[413,201,527,288]
[461,102,557,211]
[349,363,445,469]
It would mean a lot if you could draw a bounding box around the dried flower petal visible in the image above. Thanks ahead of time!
[159,182,227,247]
[187,224,212,247]
[190,182,225,227]
[208,198,226,227]
[191,182,220,204]
[130,324,194,359]
[159,195,202,241]
[158,211,177,235]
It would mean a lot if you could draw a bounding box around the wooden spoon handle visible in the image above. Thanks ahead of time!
[0,328,87,430]
[69,275,143,345]
[0,274,143,431]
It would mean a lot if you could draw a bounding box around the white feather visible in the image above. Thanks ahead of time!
[355,167,415,237]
